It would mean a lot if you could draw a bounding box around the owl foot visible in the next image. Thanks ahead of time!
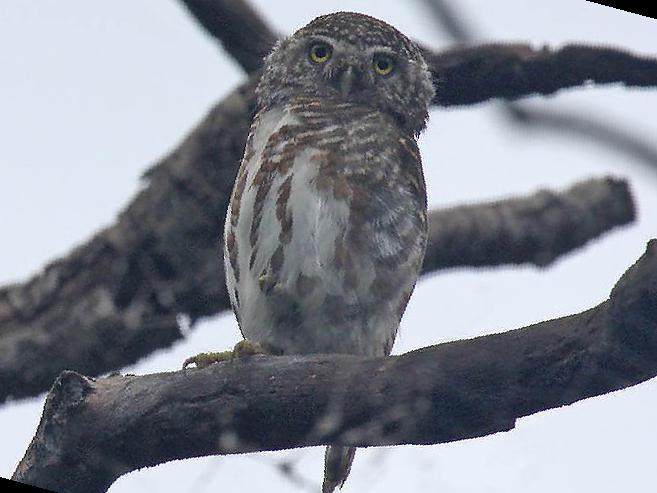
[182,350,232,369]
[232,339,268,358]
[182,340,268,369]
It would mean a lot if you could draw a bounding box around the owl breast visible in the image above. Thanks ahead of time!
[224,96,427,357]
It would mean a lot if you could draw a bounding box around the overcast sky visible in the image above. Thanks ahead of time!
[1,1,657,492]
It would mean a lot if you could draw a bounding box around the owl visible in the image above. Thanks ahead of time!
[224,11,434,492]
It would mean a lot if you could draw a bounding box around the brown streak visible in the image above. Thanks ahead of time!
[276,175,294,245]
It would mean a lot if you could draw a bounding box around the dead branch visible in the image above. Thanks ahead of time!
[0,77,258,404]
[12,241,657,493]
[423,42,657,106]
[424,177,634,270]
[179,0,277,73]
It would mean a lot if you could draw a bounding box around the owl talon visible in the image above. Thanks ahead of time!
[182,350,233,369]
[182,340,269,369]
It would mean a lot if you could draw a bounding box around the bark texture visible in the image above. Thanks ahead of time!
[424,177,634,269]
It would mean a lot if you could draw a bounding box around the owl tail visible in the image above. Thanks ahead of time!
[323,445,356,493]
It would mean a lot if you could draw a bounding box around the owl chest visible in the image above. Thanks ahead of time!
[232,144,354,299]
[226,106,387,302]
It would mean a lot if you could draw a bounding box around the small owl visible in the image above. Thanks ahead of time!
[224,12,434,492]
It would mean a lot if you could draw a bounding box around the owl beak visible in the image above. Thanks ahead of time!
[338,66,357,98]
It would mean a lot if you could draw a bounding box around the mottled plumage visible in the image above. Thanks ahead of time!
[224,12,434,492]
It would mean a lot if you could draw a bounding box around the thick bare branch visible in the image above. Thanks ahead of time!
[13,241,657,493]
[0,77,256,404]
[0,169,634,404]
[424,42,657,106]
[424,177,634,270]
[179,0,277,72]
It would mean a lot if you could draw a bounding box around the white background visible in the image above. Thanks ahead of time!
[1,1,656,492]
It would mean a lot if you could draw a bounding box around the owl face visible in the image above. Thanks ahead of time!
[256,12,435,135]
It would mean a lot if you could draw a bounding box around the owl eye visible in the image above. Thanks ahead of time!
[373,54,395,76]
[309,43,332,64]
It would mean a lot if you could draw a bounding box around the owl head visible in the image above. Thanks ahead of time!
[256,12,435,135]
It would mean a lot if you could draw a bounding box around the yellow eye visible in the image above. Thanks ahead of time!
[309,43,332,64]
[373,54,394,76]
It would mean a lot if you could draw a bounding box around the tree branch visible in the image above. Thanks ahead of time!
[12,241,657,493]
[424,177,634,270]
[0,77,257,404]
[178,0,278,73]
[423,42,657,106]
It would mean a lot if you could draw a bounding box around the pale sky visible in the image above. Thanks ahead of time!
[1,1,657,492]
